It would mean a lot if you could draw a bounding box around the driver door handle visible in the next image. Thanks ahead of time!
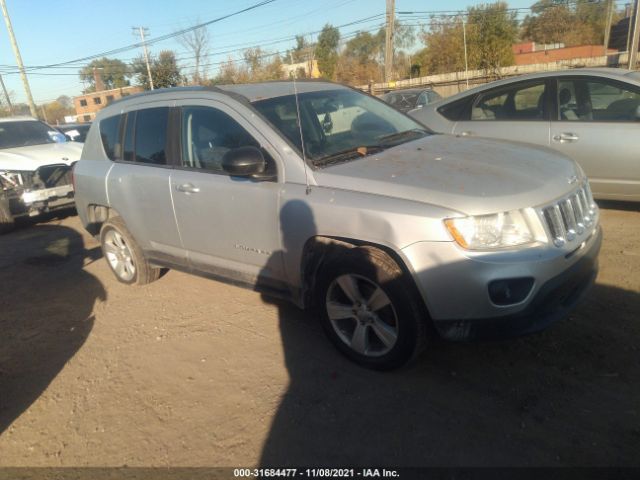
[459,130,474,136]
[176,183,200,194]
[553,132,579,143]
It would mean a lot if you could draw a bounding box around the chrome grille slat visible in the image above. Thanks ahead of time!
[541,183,597,247]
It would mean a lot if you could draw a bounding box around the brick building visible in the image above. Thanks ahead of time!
[73,70,142,123]
[73,85,142,123]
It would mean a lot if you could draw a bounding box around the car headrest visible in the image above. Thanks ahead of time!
[559,88,572,105]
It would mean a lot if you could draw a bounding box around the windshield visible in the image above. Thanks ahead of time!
[0,120,64,149]
[252,88,429,166]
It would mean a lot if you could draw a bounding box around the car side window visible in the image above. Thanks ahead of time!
[558,78,640,122]
[99,114,122,160]
[180,106,261,173]
[417,92,429,107]
[133,107,169,164]
[471,81,547,121]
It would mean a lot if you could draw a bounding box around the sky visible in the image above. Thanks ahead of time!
[0,0,534,105]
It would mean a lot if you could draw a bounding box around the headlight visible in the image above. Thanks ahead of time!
[444,210,535,250]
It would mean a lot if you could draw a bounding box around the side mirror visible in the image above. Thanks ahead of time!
[222,146,266,177]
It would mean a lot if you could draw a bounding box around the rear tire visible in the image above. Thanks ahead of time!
[316,246,428,370]
[100,216,161,285]
[0,197,15,234]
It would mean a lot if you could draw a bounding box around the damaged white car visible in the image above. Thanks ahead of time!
[0,116,82,233]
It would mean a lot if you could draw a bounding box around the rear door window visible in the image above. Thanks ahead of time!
[557,77,640,122]
[134,107,169,165]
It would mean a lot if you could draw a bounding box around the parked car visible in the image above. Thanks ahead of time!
[74,82,601,369]
[0,116,82,233]
[409,68,640,202]
[381,88,442,113]
[56,122,92,143]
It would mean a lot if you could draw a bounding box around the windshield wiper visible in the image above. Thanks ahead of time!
[378,128,428,146]
[313,145,387,167]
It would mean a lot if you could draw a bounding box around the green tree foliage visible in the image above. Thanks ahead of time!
[132,50,183,90]
[316,24,340,79]
[79,57,130,92]
[211,49,283,84]
[42,101,75,125]
[521,0,616,46]
[467,2,518,74]
[416,2,517,76]
[288,36,310,63]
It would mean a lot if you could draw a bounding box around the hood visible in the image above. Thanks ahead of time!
[0,142,83,171]
[312,134,583,216]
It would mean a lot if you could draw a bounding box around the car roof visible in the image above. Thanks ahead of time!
[105,80,349,109]
[0,116,39,123]
[436,67,640,105]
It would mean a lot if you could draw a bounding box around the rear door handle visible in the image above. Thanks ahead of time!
[175,183,200,194]
[553,132,579,143]
[459,130,474,136]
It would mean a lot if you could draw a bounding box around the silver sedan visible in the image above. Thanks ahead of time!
[410,68,640,202]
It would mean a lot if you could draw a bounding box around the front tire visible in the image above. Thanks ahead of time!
[316,246,428,370]
[100,217,160,285]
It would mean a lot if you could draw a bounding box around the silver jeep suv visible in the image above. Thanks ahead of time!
[74,81,602,369]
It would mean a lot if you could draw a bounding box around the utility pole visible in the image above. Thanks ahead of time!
[0,0,37,117]
[630,0,640,69]
[384,0,395,83]
[603,0,614,55]
[461,15,469,89]
[133,26,154,90]
[0,74,13,114]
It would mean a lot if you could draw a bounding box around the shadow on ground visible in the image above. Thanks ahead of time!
[0,224,105,434]
[258,200,639,467]
[259,283,639,467]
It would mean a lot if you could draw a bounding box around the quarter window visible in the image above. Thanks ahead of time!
[472,82,547,121]
[99,114,122,160]
[558,78,640,122]
[181,106,260,173]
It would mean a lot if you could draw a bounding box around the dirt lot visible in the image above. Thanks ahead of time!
[0,204,638,468]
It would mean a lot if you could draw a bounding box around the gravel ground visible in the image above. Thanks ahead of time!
[0,203,638,467]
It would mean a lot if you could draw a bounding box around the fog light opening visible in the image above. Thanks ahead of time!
[488,277,534,306]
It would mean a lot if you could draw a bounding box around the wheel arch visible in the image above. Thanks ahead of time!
[84,204,122,236]
[299,235,433,322]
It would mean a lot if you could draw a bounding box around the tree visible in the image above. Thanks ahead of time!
[520,0,615,46]
[467,2,518,74]
[415,19,467,76]
[178,25,210,84]
[343,30,385,65]
[56,95,72,109]
[79,57,130,92]
[132,50,182,90]
[316,24,340,79]
[416,2,517,77]
[288,35,309,63]
[42,101,74,125]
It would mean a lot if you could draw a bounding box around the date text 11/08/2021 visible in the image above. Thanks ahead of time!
[233,468,399,478]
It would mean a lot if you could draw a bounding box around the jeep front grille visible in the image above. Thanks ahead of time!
[541,183,597,247]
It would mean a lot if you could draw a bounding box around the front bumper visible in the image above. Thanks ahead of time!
[8,184,75,217]
[402,225,602,341]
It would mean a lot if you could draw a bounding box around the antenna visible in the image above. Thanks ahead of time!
[291,65,312,195]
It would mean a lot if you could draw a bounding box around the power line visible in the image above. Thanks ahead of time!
[12,0,278,73]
